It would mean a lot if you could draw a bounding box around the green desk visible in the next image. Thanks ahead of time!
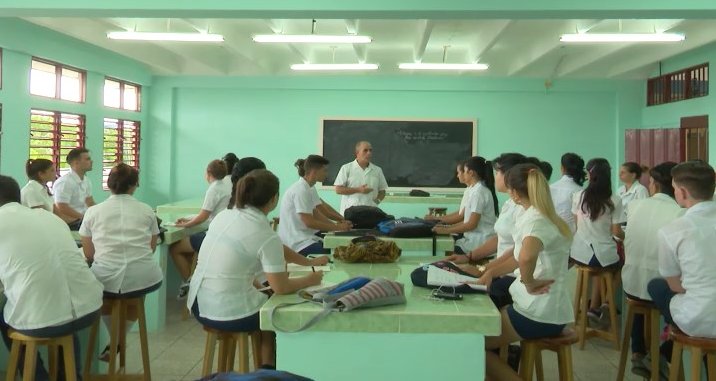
[155,198,204,215]
[260,256,500,380]
[323,232,454,255]
[383,193,463,205]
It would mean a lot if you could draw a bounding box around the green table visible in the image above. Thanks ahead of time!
[383,193,463,205]
[323,232,454,256]
[260,256,500,380]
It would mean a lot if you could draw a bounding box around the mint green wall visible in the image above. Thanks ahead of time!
[0,19,153,202]
[146,76,640,214]
[640,42,716,163]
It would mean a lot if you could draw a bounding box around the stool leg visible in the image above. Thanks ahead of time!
[617,303,635,381]
[691,347,703,381]
[225,336,236,372]
[238,333,249,373]
[202,331,217,377]
[578,272,590,350]
[119,300,127,371]
[499,344,508,362]
[217,335,228,372]
[558,345,575,381]
[604,273,620,350]
[61,335,78,381]
[108,300,121,379]
[706,353,716,381]
[48,344,58,381]
[573,269,583,318]
[6,340,21,381]
[519,342,536,381]
[535,350,544,381]
[649,310,661,381]
[250,332,262,370]
[137,297,152,381]
[23,341,38,381]
[83,317,100,379]
[670,341,684,381]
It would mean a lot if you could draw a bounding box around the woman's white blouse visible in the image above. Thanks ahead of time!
[79,194,162,293]
[187,207,286,321]
[570,191,625,266]
[21,180,54,212]
[509,206,574,325]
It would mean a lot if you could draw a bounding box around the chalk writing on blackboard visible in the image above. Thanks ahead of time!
[396,130,449,142]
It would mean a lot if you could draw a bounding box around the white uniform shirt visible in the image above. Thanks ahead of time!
[618,182,649,220]
[570,191,625,266]
[278,178,322,252]
[494,199,523,259]
[334,160,389,215]
[550,175,582,232]
[455,182,497,252]
[0,203,103,330]
[21,180,54,212]
[187,207,287,321]
[52,170,92,215]
[658,201,716,338]
[622,194,682,300]
[202,179,232,222]
[79,194,162,294]
[509,206,574,325]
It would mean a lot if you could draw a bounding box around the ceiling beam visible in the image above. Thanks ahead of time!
[264,19,309,63]
[468,20,513,62]
[344,19,368,63]
[507,20,580,76]
[25,17,183,74]
[413,20,434,62]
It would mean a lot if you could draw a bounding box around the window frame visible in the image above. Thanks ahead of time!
[29,109,87,177]
[29,57,86,103]
[104,77,142,112]
[647,63,709,107]
[102,118,141,189]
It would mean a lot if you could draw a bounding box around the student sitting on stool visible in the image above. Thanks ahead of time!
[0,175,103,381]
[649,161,716,350]
[170,159,232,300]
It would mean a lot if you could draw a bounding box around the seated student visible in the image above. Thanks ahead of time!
[433,156,498,254]
[550,153,586,233]
[570,158,625,325]
[622,162,682,377]
[170,159,232,299]
[187,169,323,369]
[79,164,162,361]
[52,147,96,228]
[446,153,530,308]
[424,161,467,221]
[22,159,57,212]
[649,161,716,341]
[0,175,103,381]
[618,161,650,219]
[475,164,573,381]
[278,155,352,255]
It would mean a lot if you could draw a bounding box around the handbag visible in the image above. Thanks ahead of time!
[268,277,406,333]
[410,260,484,294]
[333,236,401,263]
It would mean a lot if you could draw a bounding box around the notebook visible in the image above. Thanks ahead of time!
[286,264,332,272]
[426,266,486,291]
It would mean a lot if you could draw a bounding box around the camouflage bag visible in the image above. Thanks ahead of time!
[333,236,401,263]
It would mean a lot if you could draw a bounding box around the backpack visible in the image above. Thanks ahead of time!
[333,236,401,263]
[376,218,437,238]
[343,206,392,229]
[201,370,313,381]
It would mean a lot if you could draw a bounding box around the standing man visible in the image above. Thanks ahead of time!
[53,147,95,226]
[334,141,389,215]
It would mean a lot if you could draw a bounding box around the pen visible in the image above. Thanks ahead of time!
[312,266,316,272]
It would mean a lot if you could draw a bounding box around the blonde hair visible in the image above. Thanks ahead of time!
[507,164,572,238]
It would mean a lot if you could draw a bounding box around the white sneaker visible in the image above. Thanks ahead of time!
[176,281,190,300]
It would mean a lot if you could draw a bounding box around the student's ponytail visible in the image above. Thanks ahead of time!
[483,160,499,217]
[561,153,586,186]
[294,159,306,177]
[507,164,572,239]
[235,169,279,209]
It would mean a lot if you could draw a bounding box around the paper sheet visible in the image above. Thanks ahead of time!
[286,264,332,272]
[426,266,486,291]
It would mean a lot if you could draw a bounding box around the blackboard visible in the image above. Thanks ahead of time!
[321,119,475,189]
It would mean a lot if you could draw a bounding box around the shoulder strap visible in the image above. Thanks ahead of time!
[268,300,334,333]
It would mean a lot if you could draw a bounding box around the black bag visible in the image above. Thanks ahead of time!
[409,189,430,197]
[410,261,484,294]
[344,206,393,229]
[376,218,437,238]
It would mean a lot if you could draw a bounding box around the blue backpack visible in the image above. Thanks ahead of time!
[201,370,313,381]
[376,218,436,238]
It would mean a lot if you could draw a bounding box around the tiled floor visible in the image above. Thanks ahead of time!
[102,298,650,381]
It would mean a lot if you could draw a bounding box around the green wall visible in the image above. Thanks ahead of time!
[640,42,716,163]
[146,76,641,214]
[0,19,153,202]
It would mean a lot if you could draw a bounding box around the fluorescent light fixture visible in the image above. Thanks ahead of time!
[560,33,685,43]
[290,63,379,71]
[253,35,372,44]
[398,63,489,71]
[107,32,224,42]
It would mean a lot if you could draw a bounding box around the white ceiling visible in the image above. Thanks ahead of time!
[23,18,716,78]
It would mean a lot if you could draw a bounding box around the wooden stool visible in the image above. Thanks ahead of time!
[6,330,77,381]
[617,297,661,381]
[573,265,620,350]
[83,296,152,381]
[519,329,578,381]
[182,252,200,321]
[201,327,262,376]
[668,328,716,381]
[428,207,447,217]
